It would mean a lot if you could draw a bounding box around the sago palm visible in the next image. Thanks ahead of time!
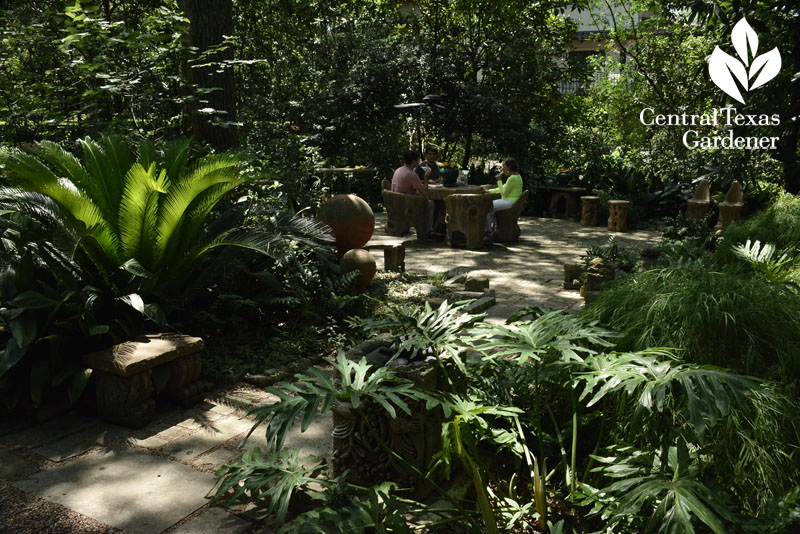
[0,135,326,296]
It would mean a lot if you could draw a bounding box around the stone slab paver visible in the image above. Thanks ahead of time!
[193,447,241,469]
[157,425,194,441]
[163,416,255,460]
[244,415,333,460]
[14,447,215,534]
[131,435,168,450]
[172,507,251,534]
[0,446,39,481]
[3,414,97,450]
[32,424,125,462]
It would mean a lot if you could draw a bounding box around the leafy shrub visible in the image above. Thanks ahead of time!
[0,135,339,408]
[716,193,800,264]
[582,236,641,273]
[582,262,800,389]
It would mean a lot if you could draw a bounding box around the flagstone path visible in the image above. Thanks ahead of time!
[0,216,660,533]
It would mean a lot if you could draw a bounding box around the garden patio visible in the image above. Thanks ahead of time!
[0,217,660,534]
[2,0,800,533]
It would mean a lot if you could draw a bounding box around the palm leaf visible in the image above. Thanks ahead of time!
[154,154,243,265]
[117,162,167,268]
[1,149,108,232]
[79,136,131,227]
[162,137,191,183]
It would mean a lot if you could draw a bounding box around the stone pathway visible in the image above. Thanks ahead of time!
[0,216,660,533]
[0,384,333,533]
[368,214,661,322]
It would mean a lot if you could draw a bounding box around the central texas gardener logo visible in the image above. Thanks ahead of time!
[708,17,781,104]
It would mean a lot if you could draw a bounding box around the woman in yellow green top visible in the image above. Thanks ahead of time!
[484,158,523,237]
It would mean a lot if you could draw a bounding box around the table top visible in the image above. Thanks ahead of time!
[428,184,485,200]
[315,167,377,173]
[536,185,587,193]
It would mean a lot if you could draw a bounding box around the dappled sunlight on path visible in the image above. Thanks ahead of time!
[369,214,661,322]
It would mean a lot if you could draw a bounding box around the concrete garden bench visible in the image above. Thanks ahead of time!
[83,334,208,427]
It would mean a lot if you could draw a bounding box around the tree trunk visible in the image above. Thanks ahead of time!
[179,0,238,150]
[780,18,800,194]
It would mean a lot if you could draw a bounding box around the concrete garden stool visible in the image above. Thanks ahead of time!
[83,334,208,427]
[607,200,631,232]
[686,178,711,221]
[715,181,744,229]
[580,196,600,226]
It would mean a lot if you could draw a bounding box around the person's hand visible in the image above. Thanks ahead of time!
[495,172,503,181]
[425,166,432,178]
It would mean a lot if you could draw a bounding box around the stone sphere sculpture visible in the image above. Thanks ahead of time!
[340,248,376,293]
[317,194,375,255]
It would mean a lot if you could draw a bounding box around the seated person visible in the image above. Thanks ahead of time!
[391,150,436,235]
[414,145,443,185]
[392,150,429,196]
[483,158,523,237]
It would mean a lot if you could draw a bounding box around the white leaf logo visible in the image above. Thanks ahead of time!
[708,16,782,103]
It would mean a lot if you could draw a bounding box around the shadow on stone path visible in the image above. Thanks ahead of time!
[1,383,332,533]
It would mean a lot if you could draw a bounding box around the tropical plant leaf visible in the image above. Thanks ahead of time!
[209,447,326,526]
[577,350,762,439]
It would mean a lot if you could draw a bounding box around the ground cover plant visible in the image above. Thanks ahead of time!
[208,303,800,533]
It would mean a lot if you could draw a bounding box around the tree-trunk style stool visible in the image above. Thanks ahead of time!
[444,194,493,249]
[381,190,431,238]
[715,181,744,230]
[83,334,207,427]
[383,242,405,272]
[607,200,630,232]
[580,196,600,226]
[686,178,711,221]
[563,263,584,290]
[494,191,530,242]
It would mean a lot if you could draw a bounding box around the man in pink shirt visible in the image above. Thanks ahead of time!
[392,150,430,196]
[391,150,435,237]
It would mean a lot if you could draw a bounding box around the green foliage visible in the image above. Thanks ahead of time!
[244,351,432,452]
[0,1,191,145]
[210,448,326,525]
[354,299,482,376]
[587,441,735,534]
[716,193,800,264]
[582,262,800,387]
[281,481,416,534]
[731,239,800,289]
[577,350,761,441]
[0,136,308,297]
[582,236,642,273]
[471,310,617,365]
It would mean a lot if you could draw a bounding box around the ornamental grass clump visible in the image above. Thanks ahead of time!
[582,261,800,389]
[715,193,800,264]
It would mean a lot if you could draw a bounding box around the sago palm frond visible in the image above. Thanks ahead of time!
[117,162,168,268]
[79,136,133,226]
[155,153,243,265]
[1,147,108,234]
